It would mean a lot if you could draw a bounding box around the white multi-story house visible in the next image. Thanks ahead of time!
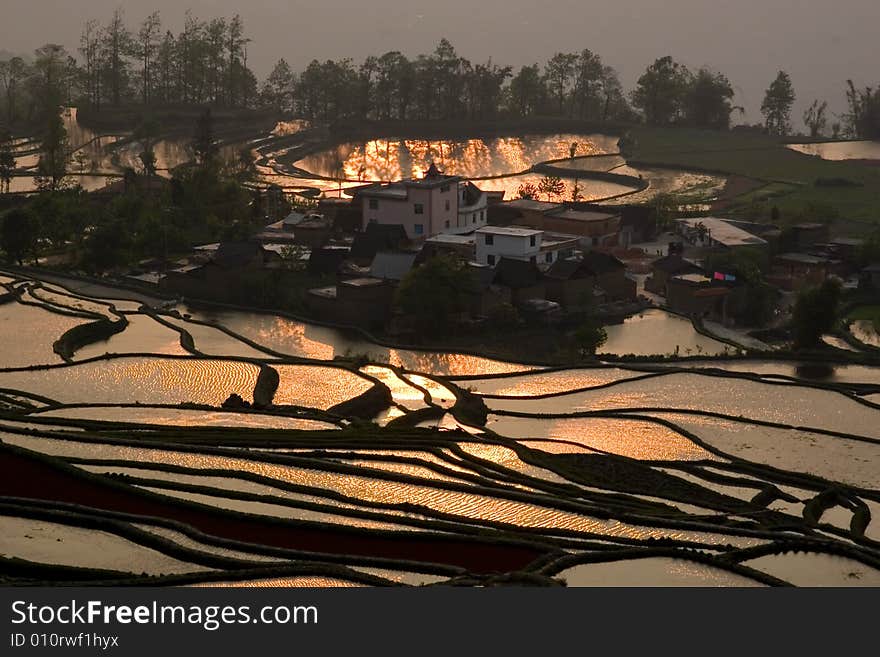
[474,226,579,268]
[350,163,488,240]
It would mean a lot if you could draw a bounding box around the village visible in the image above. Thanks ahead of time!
[120,160,877,356]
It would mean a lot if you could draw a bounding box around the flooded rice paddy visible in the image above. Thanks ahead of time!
[10,111,728,205]
[1,269,879,587]
[786,140,880,161]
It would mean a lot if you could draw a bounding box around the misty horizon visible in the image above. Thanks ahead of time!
[2,0,879,128]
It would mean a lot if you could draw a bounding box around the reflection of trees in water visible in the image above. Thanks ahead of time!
[297,134,616,183]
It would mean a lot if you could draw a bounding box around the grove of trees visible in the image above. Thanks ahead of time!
[2,9,874,137]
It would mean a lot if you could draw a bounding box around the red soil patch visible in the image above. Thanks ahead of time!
[0,447,545,574]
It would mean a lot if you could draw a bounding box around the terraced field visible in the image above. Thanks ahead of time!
[2,271,879,587]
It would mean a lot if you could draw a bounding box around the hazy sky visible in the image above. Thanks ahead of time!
[3,0,878,126]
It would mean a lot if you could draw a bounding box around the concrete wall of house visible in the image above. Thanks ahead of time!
[453,186,488,234]
[430,183,458,235]
[475,232,541,265]
[362,185,458,239]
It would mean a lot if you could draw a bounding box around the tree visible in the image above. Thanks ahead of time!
[538,176,565,202]
[791,278,841,349]
[0,57,28,124]
[685,68,737,129]
[1,208,38,265]
[261,59,295,112]
[803,100,828,138]
[844,80,880,139]
[632,56,690,125]
[192,108,218,167]
[652,192,679,230]
[516,182,539,200]
[35,104,68,191]
[396,254,472,335]
[571,49,605,120]
[574,320,607,357]
[136,11,162,105]
[102,7,135,106]
[134,116,159,176]
[761,71,796,136]
[0,134,14,193]
[544,53,578,116]
[508,64,543,117]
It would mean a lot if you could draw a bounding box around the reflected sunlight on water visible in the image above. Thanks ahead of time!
[486,415,714,462]
[0,302,85,369]
[295,134,619,181]
[487,373,880,437]
[602,310,729,357]
[0,357,259,405]
[273,365,373,409]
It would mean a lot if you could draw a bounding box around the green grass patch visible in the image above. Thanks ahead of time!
[628,127,880,222]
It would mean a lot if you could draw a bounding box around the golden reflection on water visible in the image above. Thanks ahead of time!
[273,365,373,410]
[29,287,114,318]
[465,368,635,397]
[5,433,759,546]
[478,173,633,203]
[0,358,259,405]
[199,310,533,375]
[404,374,456,408]
[0,302,85,369]
[41,406,337,430]
[653,412,880,490]
[76,315,187,360]
[295,134,619,181]
[602,310,728,357]
[487,373,880,438]
[160,316,272,359]
[486,415,713,462]
[361,366,428,410]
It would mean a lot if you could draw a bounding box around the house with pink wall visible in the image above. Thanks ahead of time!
[350,163,488,240]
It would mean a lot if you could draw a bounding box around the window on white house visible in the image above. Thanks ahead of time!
[445,200,450,211]
[472,214,476,223]
[485,234,494,245]
[445,220,450,229]
[414,224,424,235]
[530,256,537,264]
[530,236,536,247]
[479,210,484,222]
[545,252,553,263]
[487,254,496,266]
[414,203,424,215]
[440,184,450,193]
[368,199,379,210]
